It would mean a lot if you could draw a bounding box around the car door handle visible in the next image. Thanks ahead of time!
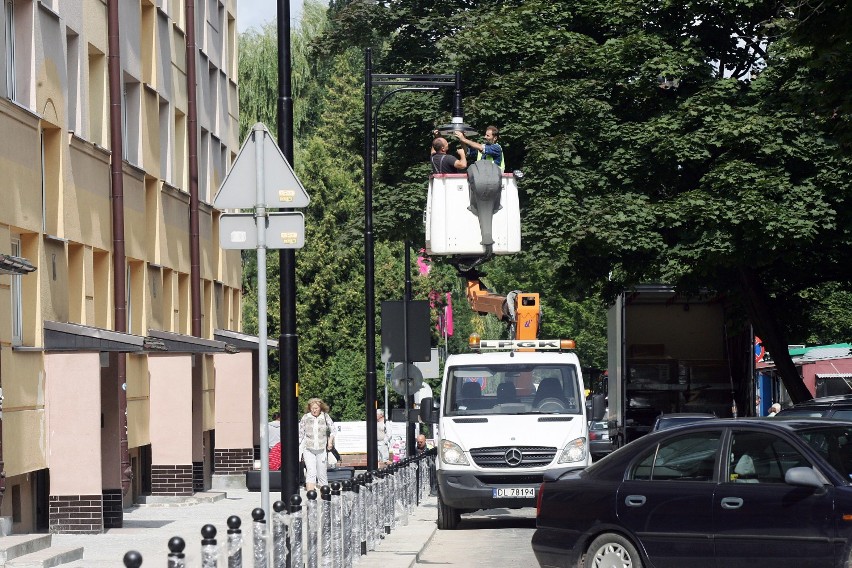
[624,495,646,507]
[720,497,744,509]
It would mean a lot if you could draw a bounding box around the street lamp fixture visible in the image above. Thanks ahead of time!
[363,48,472,469]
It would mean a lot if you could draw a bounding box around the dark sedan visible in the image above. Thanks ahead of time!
[533,418,852,568]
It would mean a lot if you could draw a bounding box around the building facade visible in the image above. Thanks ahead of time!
[0,0,257,534]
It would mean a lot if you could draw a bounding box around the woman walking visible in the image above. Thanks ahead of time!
[298,398,335,491]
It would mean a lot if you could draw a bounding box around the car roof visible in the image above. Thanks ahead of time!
[789,394,852,408]
[657,412,717,419]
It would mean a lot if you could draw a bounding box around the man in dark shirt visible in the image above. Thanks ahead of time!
[430,136,467,173]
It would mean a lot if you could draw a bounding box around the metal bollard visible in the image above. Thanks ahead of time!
[320,485,332,567]
[252,507,268,568]
[350,479,362,563]
[363,473,374,553]
[291,494,304,568]
[381,469,391,536]
[400,462,409,526]
[306,489,319,568]
[226,515,243,568]
[123,550,143,567]
[389,465,399,531]
[330,482,343,568]
[340,479,353,568]
[272,500,288,568]
[168,537,186,568]
[201,524,218,568]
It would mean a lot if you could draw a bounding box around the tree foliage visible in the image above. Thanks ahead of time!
[315,0,852,402]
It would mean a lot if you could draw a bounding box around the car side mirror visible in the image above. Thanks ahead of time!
[785,467,826,494]
[586,394,606,422]
[419,397,438,423]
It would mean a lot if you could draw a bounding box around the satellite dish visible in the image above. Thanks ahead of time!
[391,364,423,396]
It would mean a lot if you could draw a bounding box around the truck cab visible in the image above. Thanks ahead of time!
[422,339,605,529]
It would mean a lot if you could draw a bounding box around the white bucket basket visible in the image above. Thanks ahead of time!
[424,173,521,256]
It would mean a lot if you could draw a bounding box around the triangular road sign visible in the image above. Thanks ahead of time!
[213,123,310,209]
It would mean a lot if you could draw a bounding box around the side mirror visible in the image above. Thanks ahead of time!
[785,467,826,494]
[585,394,606,422]
[419,397,439,424]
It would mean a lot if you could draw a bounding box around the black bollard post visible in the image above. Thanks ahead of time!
[252,507,268,568]
[201,524,218,567]
[123,550,143,567]
[226,515,243,568]
[168,536,186,568]
[291,494,303,568]
[272,500,288,568]
[320,485,332,567]
[306,489,319,568]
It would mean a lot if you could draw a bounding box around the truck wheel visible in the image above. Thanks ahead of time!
[584,533,643,568]
[436,492,460,530]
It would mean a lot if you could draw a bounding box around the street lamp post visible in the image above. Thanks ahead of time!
[363,48,472,470]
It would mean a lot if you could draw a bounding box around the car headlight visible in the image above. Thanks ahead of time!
[558,437,588,463]
[440,439,470,465]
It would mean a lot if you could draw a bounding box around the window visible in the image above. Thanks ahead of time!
[632,431,721,482]
[729,431,812,484]
[5,0,14,99]
[122,76,141,164]
[87,45,107,145]
[66,28,80,132]
[11,237,22,345]
[446,364,582,416]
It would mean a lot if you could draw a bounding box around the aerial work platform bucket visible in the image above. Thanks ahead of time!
[424,171,521,256]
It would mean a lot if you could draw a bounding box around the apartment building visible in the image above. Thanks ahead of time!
[0,0,259,534]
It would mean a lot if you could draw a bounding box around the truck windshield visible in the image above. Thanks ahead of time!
[445,364,582,416]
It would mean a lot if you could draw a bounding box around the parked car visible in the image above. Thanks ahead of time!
[776,394,852,420]
[651,412,717,432]
[533,418,852,568]
[588,420,612,459]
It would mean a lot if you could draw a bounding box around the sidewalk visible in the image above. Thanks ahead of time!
[49,488,437,567]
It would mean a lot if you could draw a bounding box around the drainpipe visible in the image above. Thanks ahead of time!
[185,0,201,337]
[106,0,132,496]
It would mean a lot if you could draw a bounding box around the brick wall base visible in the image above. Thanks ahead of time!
[49,494,103,534]
[150,464,193,496]
[102,489,123,528]
[214,448,253,475]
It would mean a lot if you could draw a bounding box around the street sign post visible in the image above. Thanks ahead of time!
[214,123,310,516]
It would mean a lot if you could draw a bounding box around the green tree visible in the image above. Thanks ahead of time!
[318,0,852,403]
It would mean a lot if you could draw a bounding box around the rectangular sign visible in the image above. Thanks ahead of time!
[219,212,305,250]
[478,339,570,350]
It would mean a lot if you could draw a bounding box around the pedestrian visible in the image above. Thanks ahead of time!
[298,398,335,491]
[768,403,782,417]
[415,434,429,455]
[268,411,282,471]
[455,126,505,171]
[268,411,281,448]
[377,409,390,464]
[430,136,467,173]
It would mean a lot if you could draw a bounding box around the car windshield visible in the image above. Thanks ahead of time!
[796,424,852,481]
[778,408,830,418]
[445,363,581,416]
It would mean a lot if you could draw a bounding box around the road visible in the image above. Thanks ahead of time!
[415,507,538,567]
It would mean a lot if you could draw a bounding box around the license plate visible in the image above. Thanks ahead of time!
[492,487,535,498]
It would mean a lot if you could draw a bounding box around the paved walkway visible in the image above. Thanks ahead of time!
[51,488,437,567]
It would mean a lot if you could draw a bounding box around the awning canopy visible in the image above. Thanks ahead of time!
[147,329,236,354]
[214,328,278,351]
[42,321,166,352]
[0,254,36,275]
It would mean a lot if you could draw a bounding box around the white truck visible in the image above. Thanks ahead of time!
[420,338,606,529]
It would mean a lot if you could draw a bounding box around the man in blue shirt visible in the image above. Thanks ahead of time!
[455,126,504,171]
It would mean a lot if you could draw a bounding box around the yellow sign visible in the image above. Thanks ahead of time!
[279,189,295,202]
[280,232,298,245]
